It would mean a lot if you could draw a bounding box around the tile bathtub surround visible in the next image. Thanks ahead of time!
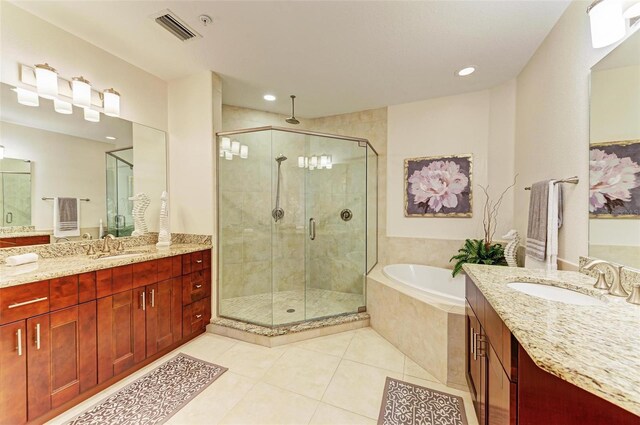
[0,240,212,288]
[579,256,640,294]
[49,328,479,425]
[366,268,465,389]
[463,263,640,416]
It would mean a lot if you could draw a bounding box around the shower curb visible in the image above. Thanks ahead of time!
[207,312,370,347]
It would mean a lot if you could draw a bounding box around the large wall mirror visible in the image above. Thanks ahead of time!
[589,30,640,270]
[0,82,167,245]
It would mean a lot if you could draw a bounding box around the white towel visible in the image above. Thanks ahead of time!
[5,253,39,266]
[54,197,80,238]
[525,181,562,270]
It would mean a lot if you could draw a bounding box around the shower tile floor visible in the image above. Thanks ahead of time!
[48,328,479,425]
[220,288,364,326]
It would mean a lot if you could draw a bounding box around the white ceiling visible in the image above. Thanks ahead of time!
[12,0,570,118]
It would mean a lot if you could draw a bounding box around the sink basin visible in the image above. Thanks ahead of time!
[92,250,149,261]
[507,282,605,306]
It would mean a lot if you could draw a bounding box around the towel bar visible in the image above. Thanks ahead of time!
[524,176,579,190]
[42,197,90,201]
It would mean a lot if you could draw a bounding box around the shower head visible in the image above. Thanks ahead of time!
[286,95,300,125]
[275,154,288,163]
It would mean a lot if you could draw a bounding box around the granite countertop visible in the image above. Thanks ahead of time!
[463,264,640,416]
[0,231,50,239]
[0,243,212,288]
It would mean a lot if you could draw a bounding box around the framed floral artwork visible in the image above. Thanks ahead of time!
[590,140,640,218]
[404,154,473,217]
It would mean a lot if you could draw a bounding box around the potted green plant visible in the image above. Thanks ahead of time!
[450,177,516,277]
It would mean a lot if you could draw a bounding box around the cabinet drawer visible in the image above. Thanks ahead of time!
[0,281,50,325]
[182,297,211,336]
[50,275,79,311]
[182,250,210,274]
[132,260,157,288]
[182,273,209,305]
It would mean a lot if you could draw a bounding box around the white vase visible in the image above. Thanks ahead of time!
[156,191,171,248]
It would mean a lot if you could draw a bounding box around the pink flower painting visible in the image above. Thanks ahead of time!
[590,142,640,217]
[405,155,472,217]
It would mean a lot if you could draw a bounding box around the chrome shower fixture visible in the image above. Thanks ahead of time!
[286,95,300,125]
[272,154,287,222]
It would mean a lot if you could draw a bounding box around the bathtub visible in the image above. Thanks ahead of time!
[382,264,465,307]
[367,264,466,389]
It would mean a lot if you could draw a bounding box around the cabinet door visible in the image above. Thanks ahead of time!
[487,343,514,425]
[97,291,145,384]
[0,321,27,425]
[26,314,51,420]
[466,302,486,425]
[47,303,97,408]
[145,278,182,356]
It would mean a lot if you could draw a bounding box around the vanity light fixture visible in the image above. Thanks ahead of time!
[13,88,39,107]
[263,94,276,101]
[53,99,73,114]
[72,77,92,108]
[240,145,249,159]
[34,63,58,99]
[298,156,305,168]
[456,66,476,77]
[0,145,4,160]
[297,155,332,170]
[103,88,121,117]
[587,0,625,48]
[231,140,240,156]
[224,151,233,161]
[83,108,100,123]
[220,137,231,153]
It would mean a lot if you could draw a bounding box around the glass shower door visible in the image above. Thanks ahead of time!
[304,136,367,321]
[1,173,31,226]
[106,149,134,237]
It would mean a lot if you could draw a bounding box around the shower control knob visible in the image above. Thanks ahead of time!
[340,209,353,222]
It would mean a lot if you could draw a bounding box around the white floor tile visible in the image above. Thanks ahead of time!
[403,356,441,383]
[343,327,405,373]
[218,382,319,425]
[322,359,402,420]
[262,346,342,400]
[292,330,356,357]
[214,341,286,379]
[165,372,256,425]
[309,403,376,425]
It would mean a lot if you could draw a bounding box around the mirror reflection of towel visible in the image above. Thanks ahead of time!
[54,197,80,237]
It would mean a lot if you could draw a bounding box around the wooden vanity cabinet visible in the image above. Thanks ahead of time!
[0,235,50,248]
[0,249,211,425]
[466,276,639,425]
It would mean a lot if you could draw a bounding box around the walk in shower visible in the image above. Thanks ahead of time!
[217,126,377,327]
[106,148,134,237]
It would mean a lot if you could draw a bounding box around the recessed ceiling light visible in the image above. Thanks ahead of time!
[456,66,476,77]
[105,136,117,140]
[263,94,276,101]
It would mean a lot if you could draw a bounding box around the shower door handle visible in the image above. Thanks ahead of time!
[309,218,316,241]
[6,212,12,224]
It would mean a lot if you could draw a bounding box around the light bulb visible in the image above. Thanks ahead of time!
[72,77,92,108]
[14,88,39,107]
[231,140,240,155]
[588,0,625,48]
[35,63,58,99]
[240,145,248,159]
[220,137,231,152]
[103,88,120,117]
[54,99,73,114]
[320,155,328,167]
[298,156,305,168]
[84,108,100,122]
[225,151,233,161]
[310,156,318,167]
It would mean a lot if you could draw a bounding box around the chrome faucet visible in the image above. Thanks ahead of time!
[101,234,116,253]
[583,259,628,298]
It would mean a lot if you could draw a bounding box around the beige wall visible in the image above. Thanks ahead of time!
[514,1,631,268]
[0,2,167,132]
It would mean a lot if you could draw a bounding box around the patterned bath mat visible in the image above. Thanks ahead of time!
[378,377,468,425]
[68,353,227,425]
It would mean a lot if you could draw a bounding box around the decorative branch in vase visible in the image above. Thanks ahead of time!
[450,175,517,276]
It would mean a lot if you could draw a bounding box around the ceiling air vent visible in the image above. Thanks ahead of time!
[153,10,201,42]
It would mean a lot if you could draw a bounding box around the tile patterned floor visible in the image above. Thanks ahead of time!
[219,289,365,326]
[48,328,479,425]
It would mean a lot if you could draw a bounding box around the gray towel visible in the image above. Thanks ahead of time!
[58,197,78,231]
[526,181,563,261]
